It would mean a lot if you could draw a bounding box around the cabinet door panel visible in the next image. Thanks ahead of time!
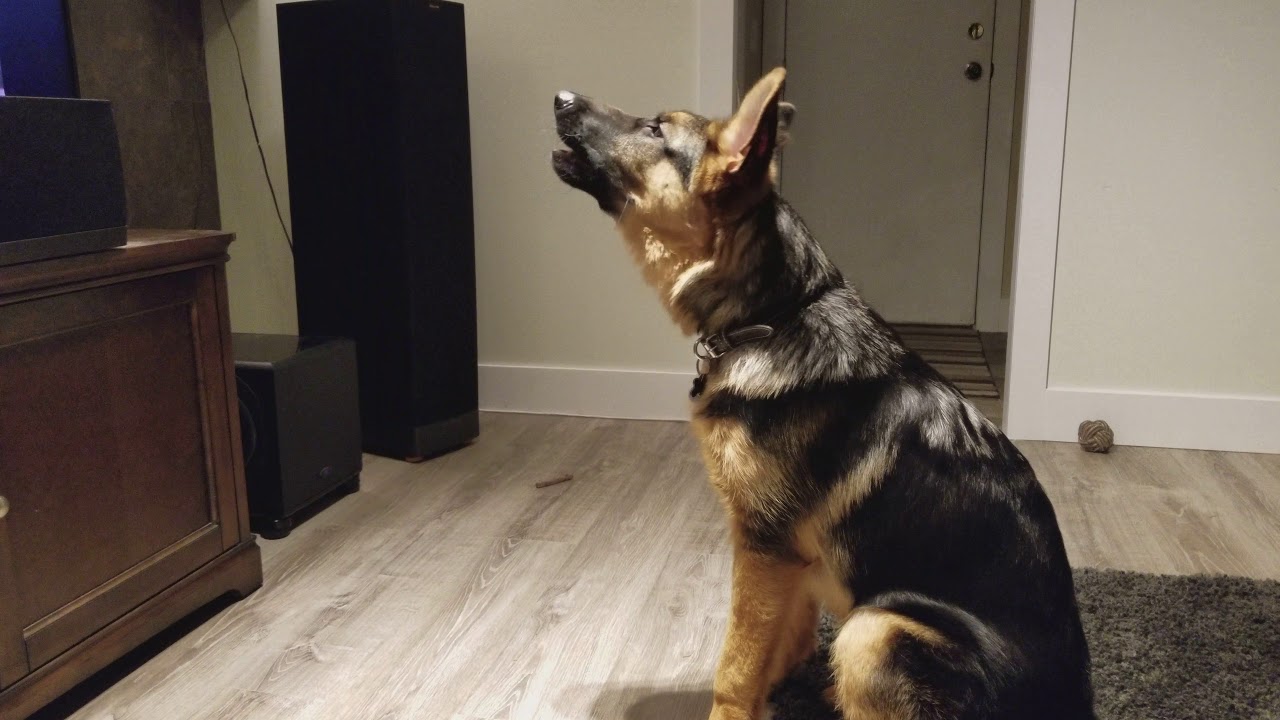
[0,270,227,668]
[23,526,224,668]
[0,513,29,688]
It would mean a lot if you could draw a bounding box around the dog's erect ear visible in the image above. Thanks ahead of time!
[718,67,787,175]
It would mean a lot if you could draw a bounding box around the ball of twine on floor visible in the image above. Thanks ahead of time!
[1078,420,1114,453]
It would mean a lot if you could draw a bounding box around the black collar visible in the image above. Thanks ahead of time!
[695,324,775,361]
[688,288,829,398]
[690,324,775,398]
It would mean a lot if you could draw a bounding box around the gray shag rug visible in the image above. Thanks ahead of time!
[770,568,1280,720]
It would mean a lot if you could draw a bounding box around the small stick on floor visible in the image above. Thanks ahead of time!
[535,474,573,489]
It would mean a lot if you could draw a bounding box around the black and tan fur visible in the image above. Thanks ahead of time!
[552,68,1094,720]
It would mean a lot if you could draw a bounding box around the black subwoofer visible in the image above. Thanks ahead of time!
[233,334,363,539]
[278,0,479,461]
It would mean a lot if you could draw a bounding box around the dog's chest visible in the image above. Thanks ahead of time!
[690,414,786,516]
[693,414,857,616]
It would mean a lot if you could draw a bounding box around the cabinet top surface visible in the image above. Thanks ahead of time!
[1,229,235,298]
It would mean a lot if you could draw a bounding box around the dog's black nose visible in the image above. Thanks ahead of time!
[554,91,575,112]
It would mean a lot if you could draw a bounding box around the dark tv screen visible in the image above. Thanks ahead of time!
[0,0,78,98]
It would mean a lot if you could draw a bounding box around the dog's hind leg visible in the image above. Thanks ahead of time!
[827,595,1007,720]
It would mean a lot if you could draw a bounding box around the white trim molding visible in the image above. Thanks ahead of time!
[1004,0,1280,454]
[973,0,1023,333]
[697,0,736,118]
[480,365,692,421]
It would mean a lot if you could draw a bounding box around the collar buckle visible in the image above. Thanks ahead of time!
[695,333,733,361]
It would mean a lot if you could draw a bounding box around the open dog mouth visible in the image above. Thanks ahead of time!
[551,91,622,213]
[552,125,607,203]
[551,132,590,182]
[551,139,619,214]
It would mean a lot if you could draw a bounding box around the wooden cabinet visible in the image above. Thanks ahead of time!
[0,230,263,719]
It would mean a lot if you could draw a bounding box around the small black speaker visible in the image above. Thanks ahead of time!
[0,96,127,265]
[278,0,479,461]
[233,334,363,539]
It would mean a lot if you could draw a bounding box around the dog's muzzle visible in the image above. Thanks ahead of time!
[552,90,614,209]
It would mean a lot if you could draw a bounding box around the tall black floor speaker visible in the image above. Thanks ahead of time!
[278,0,479,460]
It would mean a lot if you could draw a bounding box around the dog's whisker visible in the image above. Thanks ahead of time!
[619,195,636,221]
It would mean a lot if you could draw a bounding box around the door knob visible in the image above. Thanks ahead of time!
[0,496,9,519]
[964,62,984,81]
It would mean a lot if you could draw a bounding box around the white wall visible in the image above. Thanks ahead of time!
[203,0,298,335]
[203,0,706,385]
[1049,0,1280,397]
[1005,0,1280,453]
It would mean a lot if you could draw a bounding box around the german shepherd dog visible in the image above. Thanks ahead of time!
[551,68,1094,720]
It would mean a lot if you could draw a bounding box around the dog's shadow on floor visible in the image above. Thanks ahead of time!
[585,684,713,720]
[579,644,840,720]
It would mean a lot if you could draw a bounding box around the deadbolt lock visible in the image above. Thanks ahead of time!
[0,496,9,520]
[968,22,985,40]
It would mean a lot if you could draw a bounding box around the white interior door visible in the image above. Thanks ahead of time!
[779,0,996,325]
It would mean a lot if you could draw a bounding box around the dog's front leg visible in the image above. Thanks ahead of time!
[710,543,806,720]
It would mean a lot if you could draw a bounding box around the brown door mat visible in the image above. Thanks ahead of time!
[953,381,1001,399]
[896,337,984,352]
[928,362,999,383]
[893,324,1000,400]
[892,323,979,336]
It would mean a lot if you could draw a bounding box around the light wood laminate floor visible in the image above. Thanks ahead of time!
[37,413,1280,720]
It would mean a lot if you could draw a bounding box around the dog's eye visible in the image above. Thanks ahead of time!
[645,120,664,139]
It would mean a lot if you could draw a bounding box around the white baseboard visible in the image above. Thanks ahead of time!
[1006,386,1280,454]
[483,366,1280,455]
[479,364,693,421]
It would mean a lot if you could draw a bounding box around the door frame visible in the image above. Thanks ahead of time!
[722,0,1022,333]
[1001,0,1280,453]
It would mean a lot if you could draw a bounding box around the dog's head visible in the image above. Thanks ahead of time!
[551,68,794,332]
